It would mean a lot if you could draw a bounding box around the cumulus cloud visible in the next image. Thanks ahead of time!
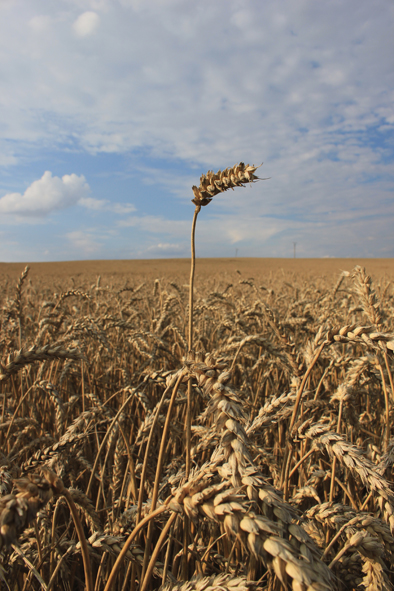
[73,12,100,37]
[0,171,90,217]
[0,173,136,221]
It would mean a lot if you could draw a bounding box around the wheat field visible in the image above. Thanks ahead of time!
[1,256,394,591]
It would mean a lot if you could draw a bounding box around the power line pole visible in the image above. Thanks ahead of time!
[293,242,297,259]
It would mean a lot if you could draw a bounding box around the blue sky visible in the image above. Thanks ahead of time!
[0,0,393,261]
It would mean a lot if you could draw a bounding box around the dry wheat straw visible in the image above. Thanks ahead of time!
[1,250,394,590]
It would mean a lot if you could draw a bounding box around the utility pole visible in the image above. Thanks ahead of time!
[293,242,297,259]
[235,248,238,258]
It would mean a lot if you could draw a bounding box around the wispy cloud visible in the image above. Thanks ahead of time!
[79,197,136,214]
[0,0,392,260]
[118,214,189,235]
[145,242,186,257]
[1,0,392,165]
[73,12,100,38]
[66,230,101,254]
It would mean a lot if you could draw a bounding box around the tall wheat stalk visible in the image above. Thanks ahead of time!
[186,204,201,479]
[181,163,263,580]
[186,162,262,476]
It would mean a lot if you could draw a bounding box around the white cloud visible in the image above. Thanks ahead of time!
[1,0,392,166]
[148,243,183,250]
[118,211,280,252]
[73,11,100,37]
[118,214,189,235]
[112,203,136,214]
[0,173,136,220]
[146,242,185,256]
[0,1,393,259]
[78,197,108,210]
[0,171,90,217]
[29,15,52,32]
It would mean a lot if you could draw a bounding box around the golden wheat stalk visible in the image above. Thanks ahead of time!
[183,160,265,578]
[186,163,264,470]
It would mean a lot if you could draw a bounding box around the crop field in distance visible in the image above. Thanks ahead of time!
[1,256,394,591]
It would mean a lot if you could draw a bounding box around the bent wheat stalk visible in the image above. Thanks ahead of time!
[183,162,264,576]
[186,205,201,479]
[186,162,263,476]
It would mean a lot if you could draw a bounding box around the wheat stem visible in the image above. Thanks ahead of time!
[383,350,394,402]
[329,398,344,503]
[103,505,169,591]
[283,342,325,499]
[141,373,183,578]
[288,446,315,479]
[12,544,48,591]
[136,380,176,524]
[377,359,390,451]
[85,390,135,498]
[188,205,201,354]
[140,512,177,591]
[186,205,201,476]
[62,489,93,591]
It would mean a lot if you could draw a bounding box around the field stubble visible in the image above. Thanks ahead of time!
[1,257,394,591]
